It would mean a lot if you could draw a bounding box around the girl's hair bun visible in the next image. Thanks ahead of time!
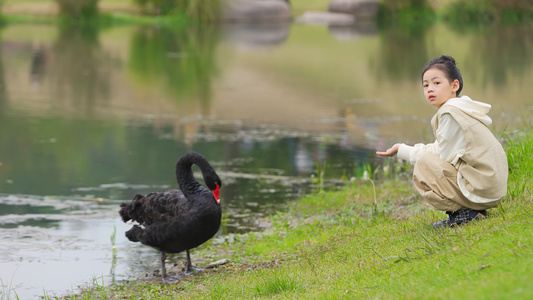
[441,55,456,65]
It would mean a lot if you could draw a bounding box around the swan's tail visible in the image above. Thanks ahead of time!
[125,225,142,242]
[119,194,145,223]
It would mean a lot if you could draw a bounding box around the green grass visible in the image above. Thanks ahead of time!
[59,130,533,299]
[506,130,532,199]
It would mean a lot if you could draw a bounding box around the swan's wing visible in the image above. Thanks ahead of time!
[147,189,188,217]
[121,189,188,225]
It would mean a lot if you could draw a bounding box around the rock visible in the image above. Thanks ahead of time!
[222,0,291,22]
[328,20,379,41]
[295,11,355,25]
[206,258,230,269]
[222,22,290,50]
[328,20,378,41]
[328,0,381,20]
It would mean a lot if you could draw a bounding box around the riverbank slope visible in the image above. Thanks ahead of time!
[64,130,533,299]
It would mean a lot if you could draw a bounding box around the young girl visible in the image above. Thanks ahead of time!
[376,55,508,227]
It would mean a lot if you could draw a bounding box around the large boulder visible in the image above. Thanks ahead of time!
[328,0,381,20]
[295,11,355,25]
[222,22,290,50]
[222,0,291,22]
[328,21,378,41]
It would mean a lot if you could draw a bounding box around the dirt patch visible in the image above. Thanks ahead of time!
[99,3,141,15]
[2,3,58,16]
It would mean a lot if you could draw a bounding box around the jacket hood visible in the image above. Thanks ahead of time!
[442,95,493,126]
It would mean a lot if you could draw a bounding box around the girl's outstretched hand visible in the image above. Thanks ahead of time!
[376,143,400,157]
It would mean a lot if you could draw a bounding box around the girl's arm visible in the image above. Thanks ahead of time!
[376,114,465,165]
[397,142,438,165]
[376,143,438,163]
[377,142,439,165]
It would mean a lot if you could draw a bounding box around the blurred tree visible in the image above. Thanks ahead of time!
[133,0,221,21]
[55,0,99,19]
[127,24,219,109]
[444,0,533,24]
[377,0,435,32]
[381,0,430,10]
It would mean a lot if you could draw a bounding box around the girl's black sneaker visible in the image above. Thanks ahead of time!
[433,209,487,228]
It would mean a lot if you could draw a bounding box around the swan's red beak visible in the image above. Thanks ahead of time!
[213,183,221,204]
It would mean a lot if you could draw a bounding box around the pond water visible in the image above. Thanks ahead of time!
[0,19,532,298]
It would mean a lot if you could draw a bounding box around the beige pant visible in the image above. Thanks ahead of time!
[413,153,500,211]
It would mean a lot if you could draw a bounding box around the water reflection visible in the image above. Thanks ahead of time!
[0,33,6,116]
[128,25,220,108]
[222,22,290,50]
[0,19,532,298]
[466,24,533,88]
[328,20,379,41]
[51,26,114,113]
[375,25,430,81]
[30,44,46,90]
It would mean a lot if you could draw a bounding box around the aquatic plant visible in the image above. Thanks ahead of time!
[312,161,327,194]
[0,277,19,300]
[110,226,117,280]
[110,226,117,254]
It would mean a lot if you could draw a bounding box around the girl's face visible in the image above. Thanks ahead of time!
[422,68,460,108]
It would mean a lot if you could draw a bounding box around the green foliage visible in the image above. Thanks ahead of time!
[381,0,432,10]
[377,0,436,31]
[127,24,219,106]
[375,0,533,29]
[443,0,533,25]
[443,0,497,25]
[504,130,533,200]
[132,0,221,21]
[312,161,327,193]
[55,0,99,19]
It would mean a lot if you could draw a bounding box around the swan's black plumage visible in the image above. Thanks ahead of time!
[119,152,222,280]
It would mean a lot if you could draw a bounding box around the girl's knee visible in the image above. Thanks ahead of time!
[414,152,444,177]
[416,152,441,168]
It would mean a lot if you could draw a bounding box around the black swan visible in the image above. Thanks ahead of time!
[119,152,222,281]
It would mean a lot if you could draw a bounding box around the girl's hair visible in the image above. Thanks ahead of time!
[422,55,463,96]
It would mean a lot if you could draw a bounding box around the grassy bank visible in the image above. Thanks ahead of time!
[56,130,533,299]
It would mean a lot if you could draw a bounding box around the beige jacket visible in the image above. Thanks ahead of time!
[398,96,508,203]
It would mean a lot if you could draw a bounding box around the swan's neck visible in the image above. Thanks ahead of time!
[175,152,214,198]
